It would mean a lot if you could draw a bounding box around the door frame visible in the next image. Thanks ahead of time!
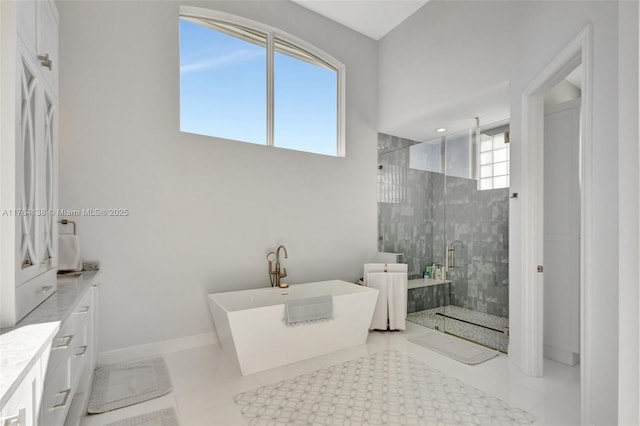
[519,24,592,421]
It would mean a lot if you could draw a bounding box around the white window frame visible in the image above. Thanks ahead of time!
[179,6,346,157]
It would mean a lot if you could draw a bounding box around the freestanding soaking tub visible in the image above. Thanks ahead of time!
[207,280,379,375]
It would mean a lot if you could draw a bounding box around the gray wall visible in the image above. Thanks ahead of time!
[378,133,509,318]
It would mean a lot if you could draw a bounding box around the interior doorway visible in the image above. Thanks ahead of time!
[519,25,592,423]
[543,88,581,366]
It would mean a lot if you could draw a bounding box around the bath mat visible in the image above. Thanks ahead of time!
[409,332,500,364]
[104,408,179,426]
[88,357,172,414]
[234,349,535,425]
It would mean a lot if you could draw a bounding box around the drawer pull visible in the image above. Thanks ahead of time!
[37,54,52,71]
[2,408,25,426]
[52,388,71,409]
[78,305,90,314]
[53,335,73,349]
[37,285,53,294]
[76,345,88,356]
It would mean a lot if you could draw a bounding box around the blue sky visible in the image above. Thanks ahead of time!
[179,19,337,156]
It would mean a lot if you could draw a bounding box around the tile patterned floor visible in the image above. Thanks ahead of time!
[235,349,535,425]
[408,306,509,353]
[80,323,581,426]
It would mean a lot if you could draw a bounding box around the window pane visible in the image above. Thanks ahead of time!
[480,140,493,152]
[480,178,493,190]
[493,133,506,149]
[179,18,266,144]
[480,164,493,178]
[494,175,508,189]
[480,151,493,165]
[494,148,508,162]
[494,161,508,176]
[274,44,337,156]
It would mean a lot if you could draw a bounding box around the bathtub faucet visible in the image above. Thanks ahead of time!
[267,245,288,287]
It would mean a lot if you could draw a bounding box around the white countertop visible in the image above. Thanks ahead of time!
[0,270,100,408]
[0,322,59,407]
[5,271,99,329]
[408,278,452,289]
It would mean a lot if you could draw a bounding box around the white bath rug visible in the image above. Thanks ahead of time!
[104,408,179,426]
[409,332,500,365]
[88,357,172,414]
[234,349,535,425]
[103,408,178,426]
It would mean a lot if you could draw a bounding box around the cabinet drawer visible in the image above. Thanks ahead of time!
[42,357,72,426]
[15,271,56,323]
[70,314,88,389]
[46,315,75,377]
[69,290,92,391]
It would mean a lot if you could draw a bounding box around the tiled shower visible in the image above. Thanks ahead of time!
[378,131,510,352]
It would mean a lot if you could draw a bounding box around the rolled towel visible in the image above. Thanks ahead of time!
[58,234,82,272]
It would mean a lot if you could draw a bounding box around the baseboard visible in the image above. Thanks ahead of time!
[97,331,218,365]
[543,344,580,366]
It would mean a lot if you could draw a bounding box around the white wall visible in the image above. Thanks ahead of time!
[617,0,639,423]
[57,0,378,352]
[380,1,621,423]
[378,1,520,134]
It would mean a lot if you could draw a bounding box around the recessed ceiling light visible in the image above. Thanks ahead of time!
[436,128,447,133]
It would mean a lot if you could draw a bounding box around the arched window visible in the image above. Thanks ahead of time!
[179,7,345,157]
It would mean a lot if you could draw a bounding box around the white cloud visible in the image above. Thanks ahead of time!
[180,49,264,74]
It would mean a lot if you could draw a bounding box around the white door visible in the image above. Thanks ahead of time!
[543,98,581,365]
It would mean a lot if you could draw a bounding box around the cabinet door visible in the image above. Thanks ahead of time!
[0,359,41,426]
[42,357,72,426]
[16,0,37,55]
[16,37,57,285]
[38,87,57,268]
[16,47,41,284]
[37,1,57,92]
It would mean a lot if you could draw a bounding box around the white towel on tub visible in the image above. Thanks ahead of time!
[284,295,333,326]
[366,272,408,331]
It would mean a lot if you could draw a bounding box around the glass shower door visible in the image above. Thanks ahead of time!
[440,127,510,352]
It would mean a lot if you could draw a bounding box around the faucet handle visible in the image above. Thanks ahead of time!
[280,267,287,278]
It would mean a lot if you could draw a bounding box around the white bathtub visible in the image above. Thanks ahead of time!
[207,280,379,375]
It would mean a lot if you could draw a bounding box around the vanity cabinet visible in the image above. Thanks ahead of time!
[0,0,59,328]
[40,285,98,426]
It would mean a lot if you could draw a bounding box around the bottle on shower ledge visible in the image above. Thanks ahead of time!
[434,264,443,280]
[423,265,430,279]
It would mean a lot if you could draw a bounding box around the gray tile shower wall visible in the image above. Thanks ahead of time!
[444,175,509,318]
[378,137,434,278]
[378,133,509,318]
[407,284,451,314]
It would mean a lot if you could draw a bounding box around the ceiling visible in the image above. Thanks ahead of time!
[291,0,511,141]
[381,82,511,142]
[290,0,430,40]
